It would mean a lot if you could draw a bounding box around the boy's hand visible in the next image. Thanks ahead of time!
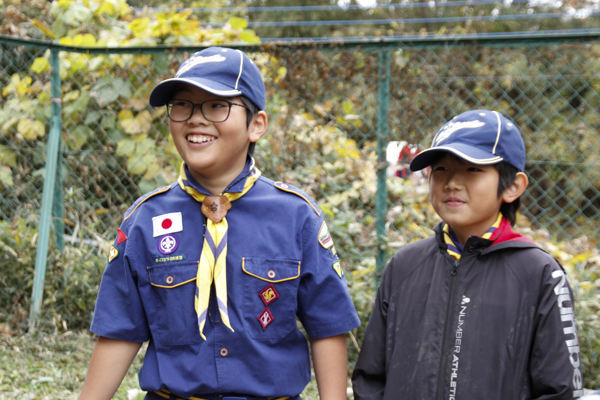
[311,334,349,400]
[78,336,142,400]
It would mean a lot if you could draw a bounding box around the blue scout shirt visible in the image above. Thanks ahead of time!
[91,160,360,399]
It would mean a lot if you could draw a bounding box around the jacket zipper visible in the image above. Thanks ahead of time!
[435,259,461,400]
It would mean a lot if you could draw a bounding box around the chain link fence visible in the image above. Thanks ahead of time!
[1,34,600,312]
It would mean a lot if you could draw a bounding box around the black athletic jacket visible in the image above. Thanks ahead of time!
[352,220,583,400]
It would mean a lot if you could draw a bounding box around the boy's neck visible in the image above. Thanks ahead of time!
[446,213,503,246]
[185,158,249,195]
[190,168,243,195]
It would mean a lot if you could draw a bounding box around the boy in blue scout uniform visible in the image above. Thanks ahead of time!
[78,47,360,400]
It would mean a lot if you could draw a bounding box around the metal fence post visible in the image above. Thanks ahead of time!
[30,48,62,328]
[375,50,390,288]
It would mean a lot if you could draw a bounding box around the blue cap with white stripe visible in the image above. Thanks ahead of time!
[149,47,266,110]
[410,110,526,172]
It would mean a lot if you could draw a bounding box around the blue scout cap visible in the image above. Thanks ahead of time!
[149,47,266,110]
[410,110,526,172]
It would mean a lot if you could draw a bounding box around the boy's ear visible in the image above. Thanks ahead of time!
[501,171,528,204]
[248,111,268,143]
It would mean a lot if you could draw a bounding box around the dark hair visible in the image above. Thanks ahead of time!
[240,95,261,156]
[495,161,521,226]
[430,153,522,226]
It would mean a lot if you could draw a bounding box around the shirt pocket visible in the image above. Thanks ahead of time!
[147,262,200,346]
[242,257,301,339]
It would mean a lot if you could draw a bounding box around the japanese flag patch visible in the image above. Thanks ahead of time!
[318,221,334,249]
[152,212,183,237]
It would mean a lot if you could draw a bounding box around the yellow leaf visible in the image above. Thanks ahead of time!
[17,119,45,140]
[241,29,259,44]
[229,17,248,30]
[63,90,80,102]
[128,17,150,38]
[72,33,96,46]
[59,36,74,45]
[31,19,55,39]
[30,57,50,74]
[134,110,153,133]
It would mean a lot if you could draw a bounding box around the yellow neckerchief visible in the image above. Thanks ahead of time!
[443,213,503,260]
[177,158,261,340]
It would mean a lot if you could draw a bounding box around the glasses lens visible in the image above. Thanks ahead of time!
[167,100,193,121]
[201,100,231,122]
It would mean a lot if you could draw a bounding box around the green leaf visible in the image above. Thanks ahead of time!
[116,139,136,157]
[64,126,92,151]
[0,146,17,167]
[0,166,14,187]
[84,111,103,125]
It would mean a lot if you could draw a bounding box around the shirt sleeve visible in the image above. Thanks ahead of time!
[295,214,360,339]
[351,260,391,400]
[90,217,150,343]
[529,261,584,399]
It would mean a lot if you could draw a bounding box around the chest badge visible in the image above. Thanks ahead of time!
[258,308,274,330]
[158,234,179,255]
[152,212,183,237]
[259,284,280,306]
[201,195,232,223]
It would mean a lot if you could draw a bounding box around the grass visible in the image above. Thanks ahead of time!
[0,330,322,400]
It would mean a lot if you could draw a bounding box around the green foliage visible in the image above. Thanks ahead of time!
[0,216,106,333]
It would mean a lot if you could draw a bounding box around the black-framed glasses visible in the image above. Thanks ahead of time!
[166,99,248,122]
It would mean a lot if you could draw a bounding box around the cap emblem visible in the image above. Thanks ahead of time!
[435,120,485,145]
[176,54,227,77]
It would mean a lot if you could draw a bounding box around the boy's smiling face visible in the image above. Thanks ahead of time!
[168,84,265,191]
[429,153,503,245]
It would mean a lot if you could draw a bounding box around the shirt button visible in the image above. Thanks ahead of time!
[267,270,276,279]
[220,347,229,357]
[165,275,174,285]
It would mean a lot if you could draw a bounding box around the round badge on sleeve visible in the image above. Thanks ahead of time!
[158,234,179,255]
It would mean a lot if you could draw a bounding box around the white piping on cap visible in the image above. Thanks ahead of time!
[492,111,501,154]
[235,50,244,90]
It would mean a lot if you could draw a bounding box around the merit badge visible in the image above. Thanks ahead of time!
[108,245,119,263]
[333,260,343,278]
[152,212,183,237]
[318,221,334,249]
[259,284,280,306]
[158,234,179,255]
[258,308,274,330]
[201,195,231,223]
[116,228,127,244]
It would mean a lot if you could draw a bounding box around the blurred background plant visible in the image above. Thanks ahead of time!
[1,0,600,396]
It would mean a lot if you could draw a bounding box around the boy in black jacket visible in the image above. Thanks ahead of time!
[352,110,583,400]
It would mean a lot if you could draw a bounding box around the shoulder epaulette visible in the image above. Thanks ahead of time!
[274,181,320,216]
[124,184,173,221]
